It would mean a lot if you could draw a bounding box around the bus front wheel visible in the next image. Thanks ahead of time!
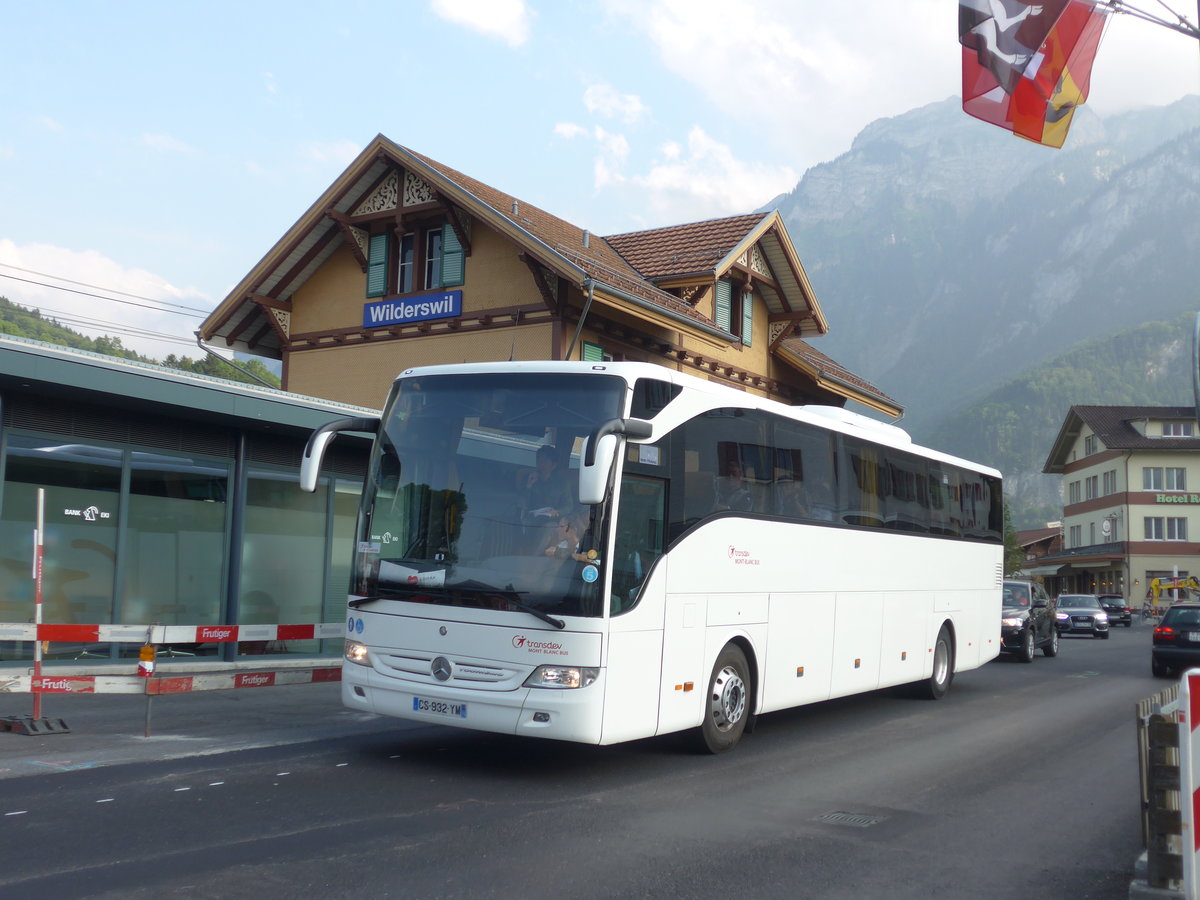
[916,625,954,700]
[696,644,750,754]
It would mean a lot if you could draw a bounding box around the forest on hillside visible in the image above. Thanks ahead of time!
[0,296,280,388]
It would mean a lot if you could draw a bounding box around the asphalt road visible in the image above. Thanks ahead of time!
[0,622,1163,899]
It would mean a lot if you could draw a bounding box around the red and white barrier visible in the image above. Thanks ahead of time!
[0,622,344,643]
[0,666,341,695]
[0,621,345,696]
[1178,670,1200,898]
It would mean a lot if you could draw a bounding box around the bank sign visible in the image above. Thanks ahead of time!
[363,290,462,329]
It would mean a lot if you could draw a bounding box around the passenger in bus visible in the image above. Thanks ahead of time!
[518,445,573,520]
[714,459,754,512]
[543,508,591,562]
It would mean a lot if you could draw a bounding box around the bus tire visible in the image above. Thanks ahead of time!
[696,644,750,754]
[916,625,954,700]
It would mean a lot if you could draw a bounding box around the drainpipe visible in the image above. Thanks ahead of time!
[565,279,596,361]
[194,332,277,388]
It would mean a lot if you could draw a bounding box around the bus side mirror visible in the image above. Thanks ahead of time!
[579,434,619,505]
[579,417,653,505]
[300,416,380,493]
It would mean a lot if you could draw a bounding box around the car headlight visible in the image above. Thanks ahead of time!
[1095,612,1108,622]
[1055,612,1069,621]
[1001,617,1023,628]
[523,665,599,689]
[344,640,371,666]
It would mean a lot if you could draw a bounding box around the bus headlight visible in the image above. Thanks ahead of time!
[344,640,371,666]
[524,665,599,689]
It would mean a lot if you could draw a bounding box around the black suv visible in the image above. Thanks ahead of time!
[1000,580,1059,662]
[1098,594,1133,627]
[1152,603,1200,677]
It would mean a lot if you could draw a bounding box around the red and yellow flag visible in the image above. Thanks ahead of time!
[960,0,1109,148]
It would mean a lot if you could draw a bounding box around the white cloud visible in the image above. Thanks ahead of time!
[604,0,1200,169]
[554,122,589,140]
[37,116,65,132]
[430,0,533,48]
[142,133,198,154]
[583,83,649,123]
[0,240,214,359]
[579,124,795,224]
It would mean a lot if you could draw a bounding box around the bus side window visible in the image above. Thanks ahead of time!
[611,474,666,615]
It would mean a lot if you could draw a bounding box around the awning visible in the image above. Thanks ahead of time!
[1021,564,1066,576]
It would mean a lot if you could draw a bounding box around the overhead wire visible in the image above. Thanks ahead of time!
[0,262,214,353]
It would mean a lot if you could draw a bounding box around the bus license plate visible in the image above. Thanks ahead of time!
[412,696,467,718]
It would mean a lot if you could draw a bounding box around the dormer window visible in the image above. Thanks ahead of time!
[1163,422,1195,437]
[715,278,753,347]
[1084,434,1097,455]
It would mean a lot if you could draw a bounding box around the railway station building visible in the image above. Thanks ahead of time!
[198,134,898,419]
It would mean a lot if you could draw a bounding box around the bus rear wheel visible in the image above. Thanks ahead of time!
[916,625,954,700]
[696,644,750,754]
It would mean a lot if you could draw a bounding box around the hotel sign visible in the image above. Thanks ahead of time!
[1155,494,1200,504]
[363,290,462,329]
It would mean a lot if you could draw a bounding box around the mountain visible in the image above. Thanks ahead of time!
[770,96,1200,525]
[926,313,1196,525]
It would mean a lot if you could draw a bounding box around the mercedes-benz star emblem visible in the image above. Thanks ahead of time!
[431,656,452,682]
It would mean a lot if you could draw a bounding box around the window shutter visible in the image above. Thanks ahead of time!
[715,278,732,332]
[366,233,389,298]
[582,341,604,362]
[441,223,465,287]
[741,289,753,346]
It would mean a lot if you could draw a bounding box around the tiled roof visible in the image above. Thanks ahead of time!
[409,147,718,328]
[1073,405,1200,451]
[778,337,899,412]
[604,213,771,280]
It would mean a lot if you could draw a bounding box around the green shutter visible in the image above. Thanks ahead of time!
[715,279,732,333]
[366,233,389,298]
[441,223,465,287]
[582,341,604,362]
[741,289,753,346]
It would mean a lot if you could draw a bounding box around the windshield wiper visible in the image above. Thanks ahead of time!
[499,584,566,630]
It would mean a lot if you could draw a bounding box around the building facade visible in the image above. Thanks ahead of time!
[1039,405,1200,602]
[199,135,899,418]
[0,336,371,663]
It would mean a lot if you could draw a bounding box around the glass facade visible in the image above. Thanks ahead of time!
[0,425,363,664]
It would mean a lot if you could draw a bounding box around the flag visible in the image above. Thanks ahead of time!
[960,0,1109,148]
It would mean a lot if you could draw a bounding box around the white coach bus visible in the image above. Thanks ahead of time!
[302,361,1003,753]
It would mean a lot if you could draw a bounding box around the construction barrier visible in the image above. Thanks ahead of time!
[0,665,342,695]
[0,621,345,696]
[1182,671,1200,899]
[1,621,346,737]
[0,621,345,645]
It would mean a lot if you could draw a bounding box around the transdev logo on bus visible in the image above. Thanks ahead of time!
[363,290,462,329]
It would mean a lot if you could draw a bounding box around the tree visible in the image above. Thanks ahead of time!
[1003,506,1025,576]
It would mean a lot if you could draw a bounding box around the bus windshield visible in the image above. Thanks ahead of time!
[351,372,626,620]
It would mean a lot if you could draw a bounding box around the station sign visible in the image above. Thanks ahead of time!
[363,290,462,329]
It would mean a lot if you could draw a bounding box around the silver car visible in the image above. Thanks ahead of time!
[1055,594,1110,639]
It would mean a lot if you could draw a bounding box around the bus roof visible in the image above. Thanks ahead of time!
[390,360,1001,479]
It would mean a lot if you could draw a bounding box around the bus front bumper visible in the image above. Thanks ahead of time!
[341,664,606,744]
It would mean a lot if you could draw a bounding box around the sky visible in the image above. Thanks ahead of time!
[1,0,1198,359]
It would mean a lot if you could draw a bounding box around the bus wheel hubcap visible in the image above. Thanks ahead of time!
[711,666,746,732]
